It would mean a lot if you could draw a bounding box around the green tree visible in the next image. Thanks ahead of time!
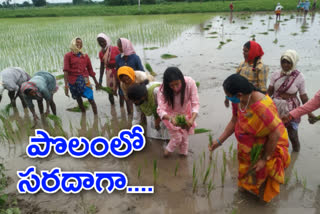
[73,0,84,4]
[32,0,46,7]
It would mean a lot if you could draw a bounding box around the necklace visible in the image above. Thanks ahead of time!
[239,94,252,112]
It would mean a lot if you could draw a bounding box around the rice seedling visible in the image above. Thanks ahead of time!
[196,82,200,88]
[66,101,90,112]
[284,176,290,185]
[232,149,237,164]
[207,36,218,39]
[226,39,232,43]
[69,119,73,137]
[222,150,227,172]
[194,128,210,134]
[268,29,274,31]
[55,74,64,80]
[174,161,179,176]
[259,32,268,35]
[280,45,285,48]
[161,54,177,59]
[231,208,238,214]
[202,162,212,184]
[153,160,158,184]
[248,22,252,25]
[218,41,226,49]
[4,104,12,115]
[192,161,196,181]
[174,114,187,128]
[294,169,299,183]
[228,142,233,155]
[290,15,295,19]
[291,33,298,36]
[207,180,215,198]
[143,47,159,50]
[208,133,213,160]
[269,16,273,19]
[192,178,198,193]
[206,24,212,28]
[209,31,218,34]
[232,21,235,23]
[221,165,226,187]
[100,86,114,94]
[47,114,62,123]
[145,63,157,76]
[137,165,141,179]
[273,38,278,44]
[284,18,289,21]
[302,177,307,190]
[240,26,248,30]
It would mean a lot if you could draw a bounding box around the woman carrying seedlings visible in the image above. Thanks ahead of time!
[282,89,320,123]
[127,81,170,140]
[21,71,58,121]
[157,67,199,156]
[116,38,145,111]
[274,3,283,21]
[209,74,290,202]
[117,66,154,115]
[267,50,314,152]
[63,37,100,114]
[0,67,30,108]
[97,33,120,105]
[225,41,269,107]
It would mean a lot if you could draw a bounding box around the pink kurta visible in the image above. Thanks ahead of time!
[157,76,200,155]
[290,90,320,118]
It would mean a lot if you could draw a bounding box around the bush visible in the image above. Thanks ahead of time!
[32,0,46,7]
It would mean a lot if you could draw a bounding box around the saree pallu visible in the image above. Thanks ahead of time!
[233,95,290,202]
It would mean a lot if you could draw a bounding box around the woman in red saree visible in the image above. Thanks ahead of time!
[209,74,290,202]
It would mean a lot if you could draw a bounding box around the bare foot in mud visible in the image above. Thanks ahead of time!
[163,148,170,157]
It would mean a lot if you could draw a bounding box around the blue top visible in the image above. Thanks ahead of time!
[304,1,310,9]
[115,54,145,71]
[25,71,56,108]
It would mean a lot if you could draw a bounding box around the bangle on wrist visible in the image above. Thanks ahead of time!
[217,139,222,146]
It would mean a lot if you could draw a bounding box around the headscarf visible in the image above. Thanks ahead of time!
[245,41,264,62]
[280,49,299,75]
[97,33,112,65]
[117,66,135,82]
[70,37,84,55]
[20,82,42,98]
[119,38,136,56]
[0,83,4,95]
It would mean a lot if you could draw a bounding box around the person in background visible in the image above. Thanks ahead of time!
[209,74,290,203]
[312,0,317,11]
[127,81,170,140]
[116,38,145,111]
[157,67,199,157]
[97,33,120,106]
[229,2,234,12]
[21,71,58,121]
[282,89,320,124]
[63,37,100,115]
[275,2,284,21]
[304,0,311,15]
[267,50,314,152]
[0,67,30,108]
[225,41,269,107]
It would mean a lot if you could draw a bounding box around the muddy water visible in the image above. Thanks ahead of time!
[1,12,320,214]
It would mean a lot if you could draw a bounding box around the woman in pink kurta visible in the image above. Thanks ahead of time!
[157,67,200,156]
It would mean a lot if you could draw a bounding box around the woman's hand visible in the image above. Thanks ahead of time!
[155,118,161,130]
[308,113,317,124]
[253,159,267,172]
[64,86,69,97]
[224,97,230,108]
[186,118,194,129]
[281,114,292,124]
[170,117,177,126]
[208,140,220,152]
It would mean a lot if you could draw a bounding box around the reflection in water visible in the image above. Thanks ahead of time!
[229,12,233,24]
[274,21,280,33]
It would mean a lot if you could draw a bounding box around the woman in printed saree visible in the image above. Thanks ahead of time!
[63,37,100,114]
[157,67,199,157]
[127,81,169,140]
[0,67,30,108]
[225,41,269,107]
[267,50,315,152]
[21,71,58,121]
[97,33,120,105]
[117,66,154,115]
[209,74,290,202]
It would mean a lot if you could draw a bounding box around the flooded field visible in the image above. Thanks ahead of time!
[1,12,320,214]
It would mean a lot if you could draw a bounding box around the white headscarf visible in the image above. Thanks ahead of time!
[97,33,112,50]
[281,49,299,75]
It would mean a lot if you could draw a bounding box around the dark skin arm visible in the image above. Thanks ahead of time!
[99,61,105,85]
[267,85,274,97]
[63,71,69,97]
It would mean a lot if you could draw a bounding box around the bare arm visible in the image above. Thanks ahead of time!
[99,61,105,85]
[267,85,274,97]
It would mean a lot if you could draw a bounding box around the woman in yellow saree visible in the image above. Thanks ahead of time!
[209,74,290,202]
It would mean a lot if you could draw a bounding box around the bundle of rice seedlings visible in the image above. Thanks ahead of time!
[100,86,114,94]
[175,114,187,128]
[66,101,90,112]
[145,63,157,76]
[194,128,210,134]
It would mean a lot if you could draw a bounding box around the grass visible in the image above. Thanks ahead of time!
[161,54,177,59]
[144,47,159,50]
[175,114,187,127]
[145,63,157,76]
[153,159,158,184]
[194,128,211,134]
[55,74,64,80]
[66,101,90,112]
[174,161,179,176]
[100,86,114,94]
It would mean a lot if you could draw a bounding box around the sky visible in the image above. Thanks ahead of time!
[0,0,103,4]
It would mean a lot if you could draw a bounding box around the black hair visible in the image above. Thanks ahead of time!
[24,88,33,96]
[244,41,260,72]
[127,80,149,101]
[223,74,258,96]
[163,67,186,109]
